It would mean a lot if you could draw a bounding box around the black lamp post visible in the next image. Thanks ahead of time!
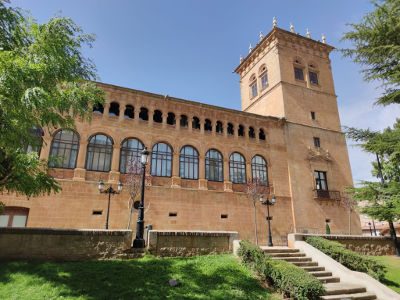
[368,222,373,236]
[98,180,123,229]
[260,195,276,247]
[133,147,150,248]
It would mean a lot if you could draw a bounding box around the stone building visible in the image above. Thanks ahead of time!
[0,26,361,245]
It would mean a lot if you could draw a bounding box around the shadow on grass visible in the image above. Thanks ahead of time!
[0,255,269,300]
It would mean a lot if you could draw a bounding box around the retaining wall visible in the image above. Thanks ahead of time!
[148,230,238,256]
[0,228,132,261]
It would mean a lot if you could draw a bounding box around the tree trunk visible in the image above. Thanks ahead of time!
[253,201,258,245]
[388,220,400,256]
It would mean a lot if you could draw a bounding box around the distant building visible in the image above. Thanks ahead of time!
[0,25,361,245]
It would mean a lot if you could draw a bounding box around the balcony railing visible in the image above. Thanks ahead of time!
[314,189,341,201]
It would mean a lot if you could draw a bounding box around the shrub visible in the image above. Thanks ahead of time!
[305,236,386,281]
[238,240,325,300]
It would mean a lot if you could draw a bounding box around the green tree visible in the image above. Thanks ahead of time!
[346,121,400,256]
[342,0,400,105]
[0,0,104,198]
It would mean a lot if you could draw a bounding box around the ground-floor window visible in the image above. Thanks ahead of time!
[0,207,29,228]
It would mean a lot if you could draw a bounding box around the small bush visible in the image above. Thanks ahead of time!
[238,240,324,300]
[305,236,386,281]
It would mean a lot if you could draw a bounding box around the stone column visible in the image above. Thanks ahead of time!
[223,158,232,192]
[108,144,120,183]
[103,103,110,119]
[171,152,181,188]
[200,117,205,134]
[73,141,87,181]
[175,112,181,130]
[119,104,126,121]
[148,108,154,127]
[162,113,167,128]
[198,154,207,190]
[224,121,228,137]
[246,161,252,182]
[188,115,193,132]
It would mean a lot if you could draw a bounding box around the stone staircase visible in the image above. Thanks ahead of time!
[261,247,378,300]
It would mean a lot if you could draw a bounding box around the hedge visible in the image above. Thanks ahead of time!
[237,240,325,300]
[305,236,386,281]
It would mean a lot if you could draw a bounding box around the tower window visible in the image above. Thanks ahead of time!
[259,129,266,141]
[167,112,176,125]
[124,105,134,119]
[309,71,319,85]
[238,125,244,137]
[216,121,223,134]
[313,137,321,148]
[204,119,212,132]
[192,117,200,130]
[260,72,268,90]
[294,67,304,81]
[314,170,328,191]
[250,82,258,98]
[311,111,316,120]
[249,74,257,98]
[139,107,149,121]
[249,127,255,138]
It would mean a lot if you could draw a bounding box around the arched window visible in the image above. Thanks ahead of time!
[252,155,268,185]
[227,123,234,135]
[259,129,266,140]
[124,105,134,119]
[93,103,104,114]
[259,65,268,90]
[249,127,255,139]
[204,119,212,132]
[109,102,120,116]
[167,112,176,125]
[192,116,200,130]
[49,129,79,169]
[25,127,43,155]
[179,146,199,179]
[180,115,188,128]
[205,149,223,182]
[153,110,162,123]
[249,74,257,98]
[151,142,172,177]
[216,121,223,134]
[120,138,144,174]
[229,152,246,184]
[139,107,149,121]
[238,125,245,137]
[86,134,113,172]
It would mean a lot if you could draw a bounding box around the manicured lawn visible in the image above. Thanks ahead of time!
[0,254,275,299]
[372,255,400,294]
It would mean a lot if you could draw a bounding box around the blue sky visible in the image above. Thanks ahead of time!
[12,0,400,183]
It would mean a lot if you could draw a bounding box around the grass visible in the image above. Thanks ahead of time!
[371,255,400,294]
[0,254,277,300]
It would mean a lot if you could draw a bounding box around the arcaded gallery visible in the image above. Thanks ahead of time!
[0,26,361,245]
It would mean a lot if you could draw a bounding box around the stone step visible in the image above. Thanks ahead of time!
[320,292,377,300]
[261,247,300,254]
[272,256,312,262]
[301,266,326,272]
[309,271,333,277]
[324,283,367,296]
[318,276,340,283]
[292,261,319,267]
[267,252,306,258]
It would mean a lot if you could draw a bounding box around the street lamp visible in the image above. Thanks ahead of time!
[368,222,373,236]
[133,147,150,248]
[98,180,123,229]
[260,194,276,247]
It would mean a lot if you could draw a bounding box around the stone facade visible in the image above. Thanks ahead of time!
[0,27,361,245]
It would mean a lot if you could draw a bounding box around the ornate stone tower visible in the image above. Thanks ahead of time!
[235,23,361,234]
